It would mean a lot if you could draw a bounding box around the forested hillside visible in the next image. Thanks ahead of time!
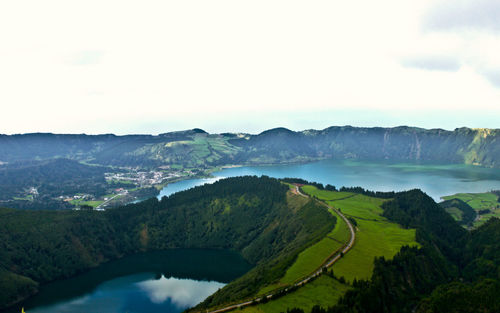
[2,178,500,312]
[439,198,476,226]
[0,176,335,310]
[0,159,135,210]
[232,126,500,167]
[1,126,499,168]
[284,190,500,313]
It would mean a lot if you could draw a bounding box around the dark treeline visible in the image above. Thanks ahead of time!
[338,187,395,199]
[439,198,477,226]
[281,178,395,198]
[0,158,133,209]
[285,190,500,313]
[281,178,333,190]
[492,190,500,203]
[0,176,335,311]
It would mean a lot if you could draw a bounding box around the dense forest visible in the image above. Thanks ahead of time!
[0,176,335,311]
[285,190,500,313]
[2,176,500,312]
[439,198,477,226]
[1,126,499,212]
[0,159,134,209]
[0,126,499,168]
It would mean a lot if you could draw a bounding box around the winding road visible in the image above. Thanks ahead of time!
[207,185,356,313]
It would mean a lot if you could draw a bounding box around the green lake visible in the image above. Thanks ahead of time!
[15,249,250,313]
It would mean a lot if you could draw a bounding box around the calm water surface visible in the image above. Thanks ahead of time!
[159,159,500,201]
[18,250,250,313]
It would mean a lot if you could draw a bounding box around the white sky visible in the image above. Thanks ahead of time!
[0,0,499,134]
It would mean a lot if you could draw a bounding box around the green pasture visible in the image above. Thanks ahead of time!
[248,185,418,312]
[442,192,499,211]
[304,187,418,283]
[243,275,349,313]
[442,192,500,227]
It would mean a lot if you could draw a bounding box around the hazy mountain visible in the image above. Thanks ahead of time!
[0,126,498,168]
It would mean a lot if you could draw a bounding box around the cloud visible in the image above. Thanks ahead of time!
[478,68,500,88]
[136,276,224,308]
[1,0,500,134]
[68,50,104,66]
[424,0,500,33]
[400,55,461,72]
[417,1,500,88]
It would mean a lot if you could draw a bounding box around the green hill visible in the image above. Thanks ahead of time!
[1,126,499,168]
[441,192,500,227]
[271,189,500,313]
[2,179,500,312]
[0,176,335,310]
[439,198,476,226]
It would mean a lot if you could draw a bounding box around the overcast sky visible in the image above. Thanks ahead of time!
[1,0,499,135]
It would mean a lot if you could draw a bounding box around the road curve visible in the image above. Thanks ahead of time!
[206,185,356,313]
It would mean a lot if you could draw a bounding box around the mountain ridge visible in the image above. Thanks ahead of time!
[0,126,499,168]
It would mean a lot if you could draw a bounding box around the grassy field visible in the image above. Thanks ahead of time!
[69,199,104,208]
[442,192,499,210]
[242,275,349,313]
[442,192,500,227]
[261,208,349,294]
[244,185,418,313]
[304,187,418,283]
[301,185,354,201]
[259,188,348,294]
[134,134,242,168]
[445,206,463,221]
[280,209,347,283]
[12,195,33,201]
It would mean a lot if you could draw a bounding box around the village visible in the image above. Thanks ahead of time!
[104,168,183,186]
[58,168,198,210]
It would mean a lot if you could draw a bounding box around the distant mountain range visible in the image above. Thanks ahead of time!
[1,126,499,168]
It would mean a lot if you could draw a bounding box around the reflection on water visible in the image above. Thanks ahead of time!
[137,276,224,307]
[16,250,250,313]
[29,274,224,313]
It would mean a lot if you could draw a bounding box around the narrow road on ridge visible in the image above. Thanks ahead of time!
[207,185,357,313]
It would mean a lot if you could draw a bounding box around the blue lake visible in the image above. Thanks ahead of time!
[158,159,500,201]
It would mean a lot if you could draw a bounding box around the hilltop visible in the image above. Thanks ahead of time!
[0,126,499,168]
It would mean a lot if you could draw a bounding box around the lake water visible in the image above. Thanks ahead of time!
[22,159,500,313]
[158,159,500,201]
[17,249,250,313]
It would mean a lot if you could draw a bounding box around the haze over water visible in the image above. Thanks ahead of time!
[159,159,500,201]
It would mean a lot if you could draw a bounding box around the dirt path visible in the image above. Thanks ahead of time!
[207,185,356,313]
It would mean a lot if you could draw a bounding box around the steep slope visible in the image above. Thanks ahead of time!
[230,126,500,167]
[439,198,476,226]
[0,176,335,310]
[280,191,500,313]
[1,126,499,168]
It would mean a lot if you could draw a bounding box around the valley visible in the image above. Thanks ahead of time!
[2,126,500,212]
[1,127,500,313]
[0,177,336,312]
[3,176,499,312]
[235,185,418,313]
[4,0,500,311]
